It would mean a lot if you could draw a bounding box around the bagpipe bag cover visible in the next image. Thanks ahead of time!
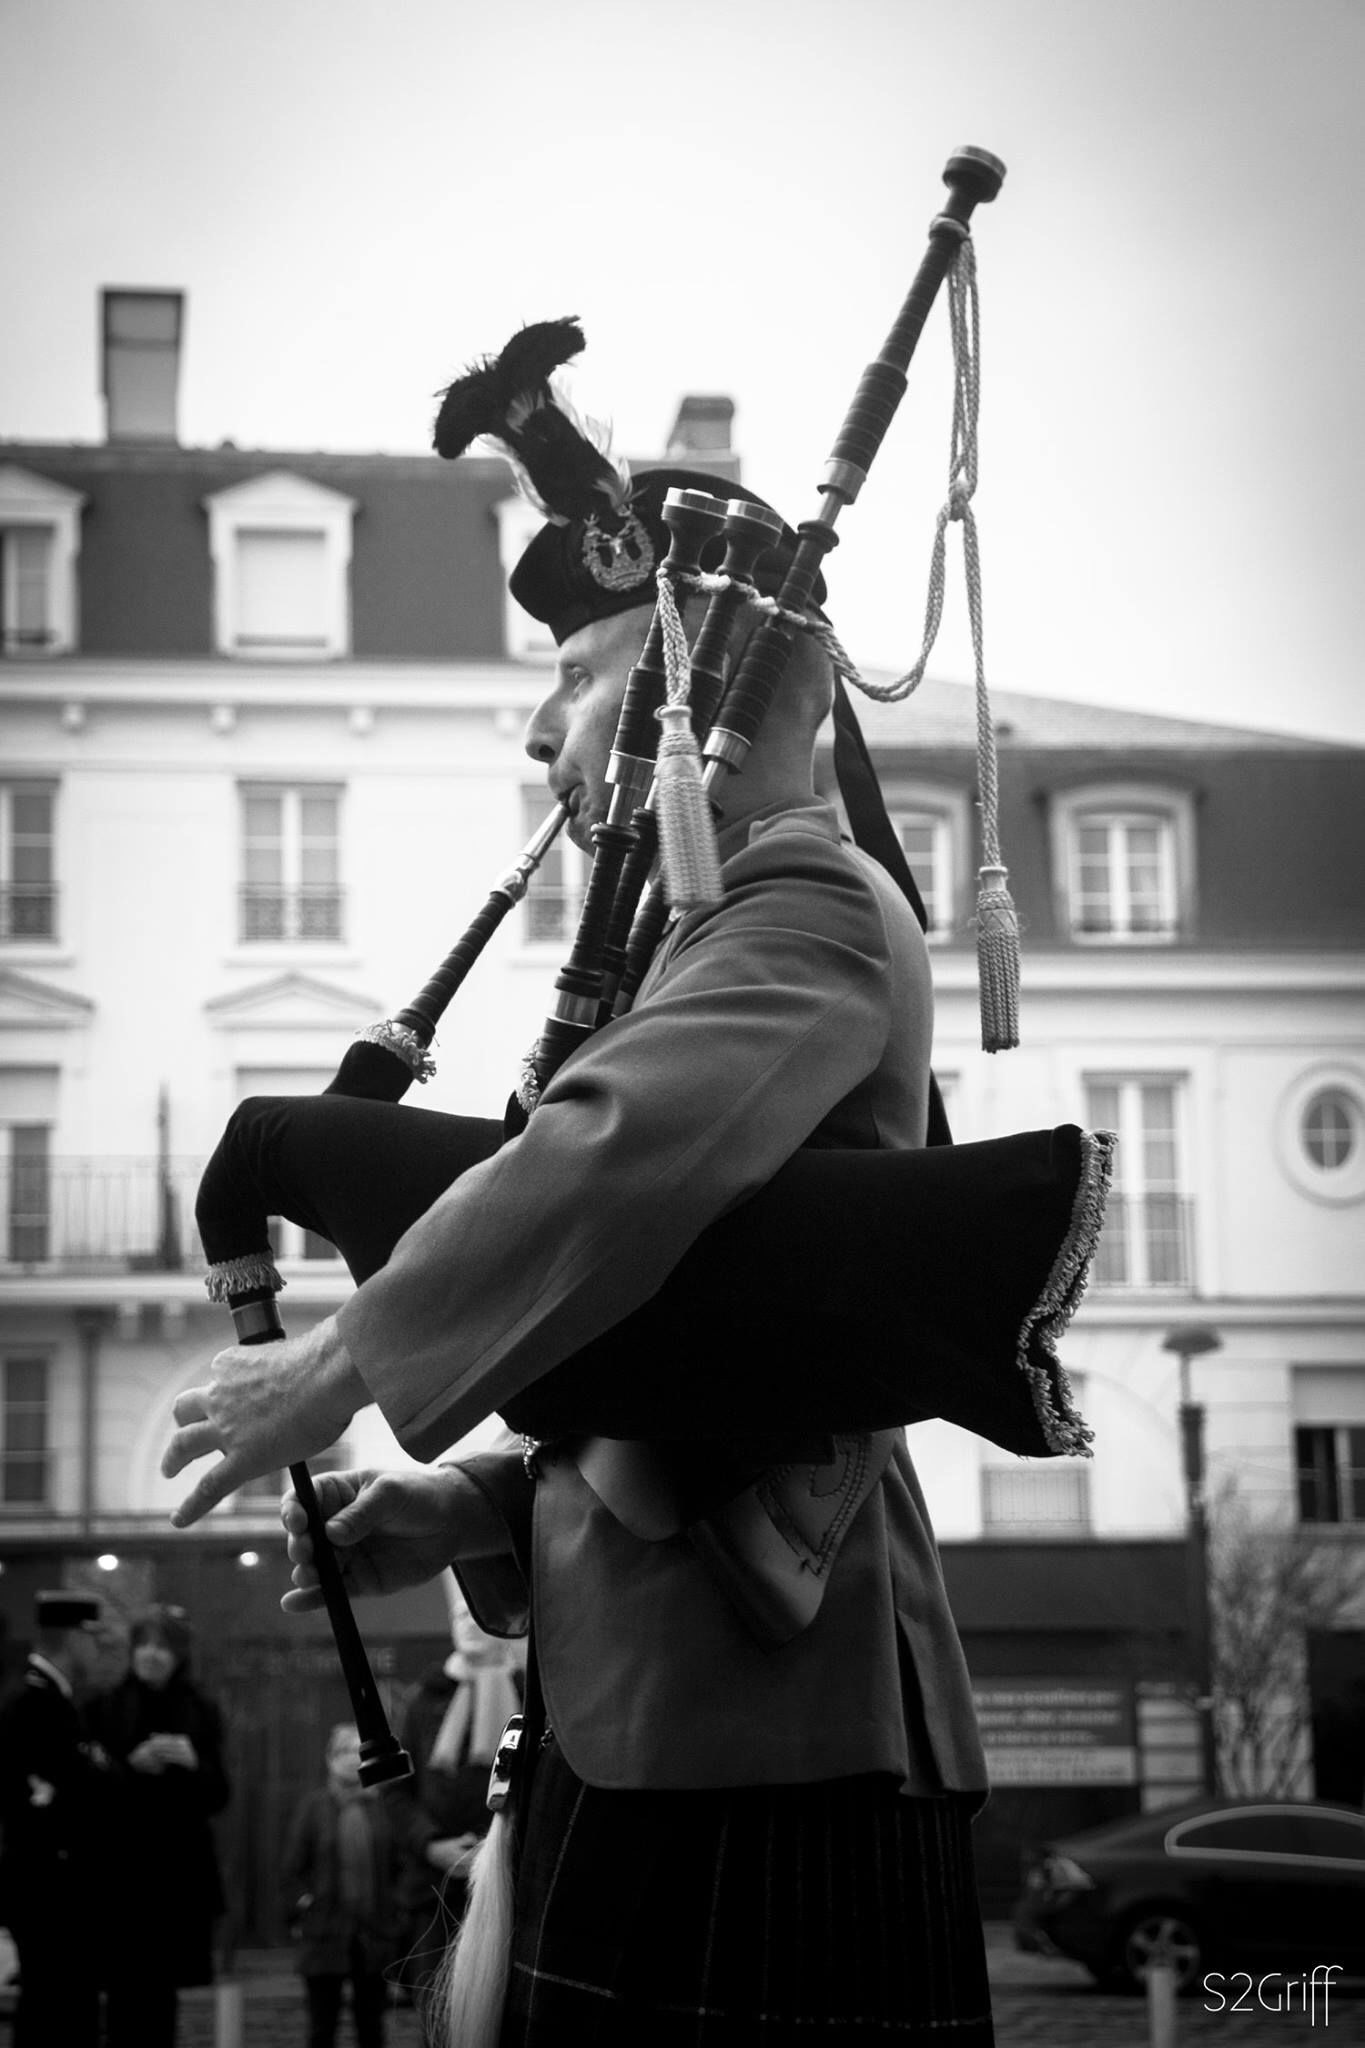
[198,1095,1101,1460]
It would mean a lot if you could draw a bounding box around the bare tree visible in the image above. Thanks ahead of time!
[1206,1477,1365,1797]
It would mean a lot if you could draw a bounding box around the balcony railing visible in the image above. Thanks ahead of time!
[0,1158,340,1273]
[239,885,344,943]
[0,883,58,941]
[1091,1193,1194,1290]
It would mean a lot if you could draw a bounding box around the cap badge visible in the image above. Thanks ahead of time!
[581,509,654,592]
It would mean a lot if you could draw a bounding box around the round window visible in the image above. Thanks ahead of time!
[1301,1090,1359,1171]
[1278,1069,1365,1204]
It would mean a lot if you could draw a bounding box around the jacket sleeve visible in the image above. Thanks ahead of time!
[340,822,900,1460]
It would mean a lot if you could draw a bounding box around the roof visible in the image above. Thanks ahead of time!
[843,674,1353,754]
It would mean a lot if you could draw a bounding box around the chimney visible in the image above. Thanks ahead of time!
[665,395,739,481]
[101,289,185,443]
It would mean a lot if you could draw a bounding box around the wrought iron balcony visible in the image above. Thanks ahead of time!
[1090,1192,1194,1291]
[238,885,344,943]
[0,883,58,941]
[0,1158,340,1273]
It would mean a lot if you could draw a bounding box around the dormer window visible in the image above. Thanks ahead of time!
[0,468,85,658]
[494,494,558,662]
[1051,783,1196,944]
[884,782,971,943]
[204,472,356,659]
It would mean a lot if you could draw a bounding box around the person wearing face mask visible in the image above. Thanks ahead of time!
[88,1603,229,2048]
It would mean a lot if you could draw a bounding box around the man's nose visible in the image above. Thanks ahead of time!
[524,700,561,764]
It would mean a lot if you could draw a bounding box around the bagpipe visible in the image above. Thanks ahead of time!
[194,145,1114,1786]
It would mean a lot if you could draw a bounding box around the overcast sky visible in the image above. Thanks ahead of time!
[4,0,1362,744]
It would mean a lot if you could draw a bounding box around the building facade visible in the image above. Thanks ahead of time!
[2,294,1362,1927]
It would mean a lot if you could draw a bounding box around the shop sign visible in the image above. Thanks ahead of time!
[974,1678,1137,1786]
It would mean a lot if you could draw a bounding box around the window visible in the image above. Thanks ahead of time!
[1297,1813,1365,1864]
[1051,783,1195,944]
[1085,1077,1190,1288]
[1295,1426,1365,1525]
[495,495,559,661]
[239,786,343,943]
[0,467,85,657]
[981,1371,1091,1533]
[883,782,969,943]
[521,786,586,945]
[0,782,57,941]
[894,811,953,940]
[1,529,52,650]
[204,472,355,660]
[0,1354,48,1507]
[1277,1068,1365,1205]
[981,1464,1090,1534]
[1302,1090,1357,1170]
[1170,1810,1307,1859]
[3,1126,51,1264]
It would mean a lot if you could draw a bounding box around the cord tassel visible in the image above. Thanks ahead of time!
[653,568,723,912]
[655,702,723,911]
[975,863,1020,1053]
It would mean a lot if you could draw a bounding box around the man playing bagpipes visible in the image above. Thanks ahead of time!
[165,192,1111,2042]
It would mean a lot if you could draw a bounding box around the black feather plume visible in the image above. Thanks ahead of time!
[433,318,629,525]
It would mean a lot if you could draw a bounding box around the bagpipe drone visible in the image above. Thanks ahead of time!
[194,146,1113,1784]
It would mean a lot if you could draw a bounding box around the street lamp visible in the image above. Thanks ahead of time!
[1162,1324,1223,1794]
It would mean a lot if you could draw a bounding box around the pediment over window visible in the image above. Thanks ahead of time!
[0,967,95,1029]
[205,972,382,1031]
[202,470,357,522]
[0,466,87,518]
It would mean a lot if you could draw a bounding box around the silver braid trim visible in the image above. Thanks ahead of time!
[1015,1129,1117,1457]
[204,1254,285,1304]
[516,1044,542,1118]
[357,1019,437,1082]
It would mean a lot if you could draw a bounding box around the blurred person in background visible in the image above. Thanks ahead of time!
[89,1602,230,2048]
[391,1583,523,2008]
[283,1721,406,2048]
[0,1590,111,2048]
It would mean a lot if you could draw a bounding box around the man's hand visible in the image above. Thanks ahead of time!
[162,1314,367,1527]
[279,1465,487,1610]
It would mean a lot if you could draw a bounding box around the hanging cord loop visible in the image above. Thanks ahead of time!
[836,238,1019,1051]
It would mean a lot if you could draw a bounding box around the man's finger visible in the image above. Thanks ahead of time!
[171,1385,211,1427]
[161,1422,221,1479]
[280,1584,325,1614]
[170,1459,239,1528]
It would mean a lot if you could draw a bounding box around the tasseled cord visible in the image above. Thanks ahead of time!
[839,235,1020,1052]
[653,570,723,911]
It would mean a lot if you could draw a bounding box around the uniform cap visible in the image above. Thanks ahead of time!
[35,1590,101,1629]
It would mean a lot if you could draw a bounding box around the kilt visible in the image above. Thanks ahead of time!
[500,1740,994,2045]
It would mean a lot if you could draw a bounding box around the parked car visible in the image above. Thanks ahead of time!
[1014,1797,1365,1994]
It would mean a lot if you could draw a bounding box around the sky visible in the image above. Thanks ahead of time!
[3,0,1363,745]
